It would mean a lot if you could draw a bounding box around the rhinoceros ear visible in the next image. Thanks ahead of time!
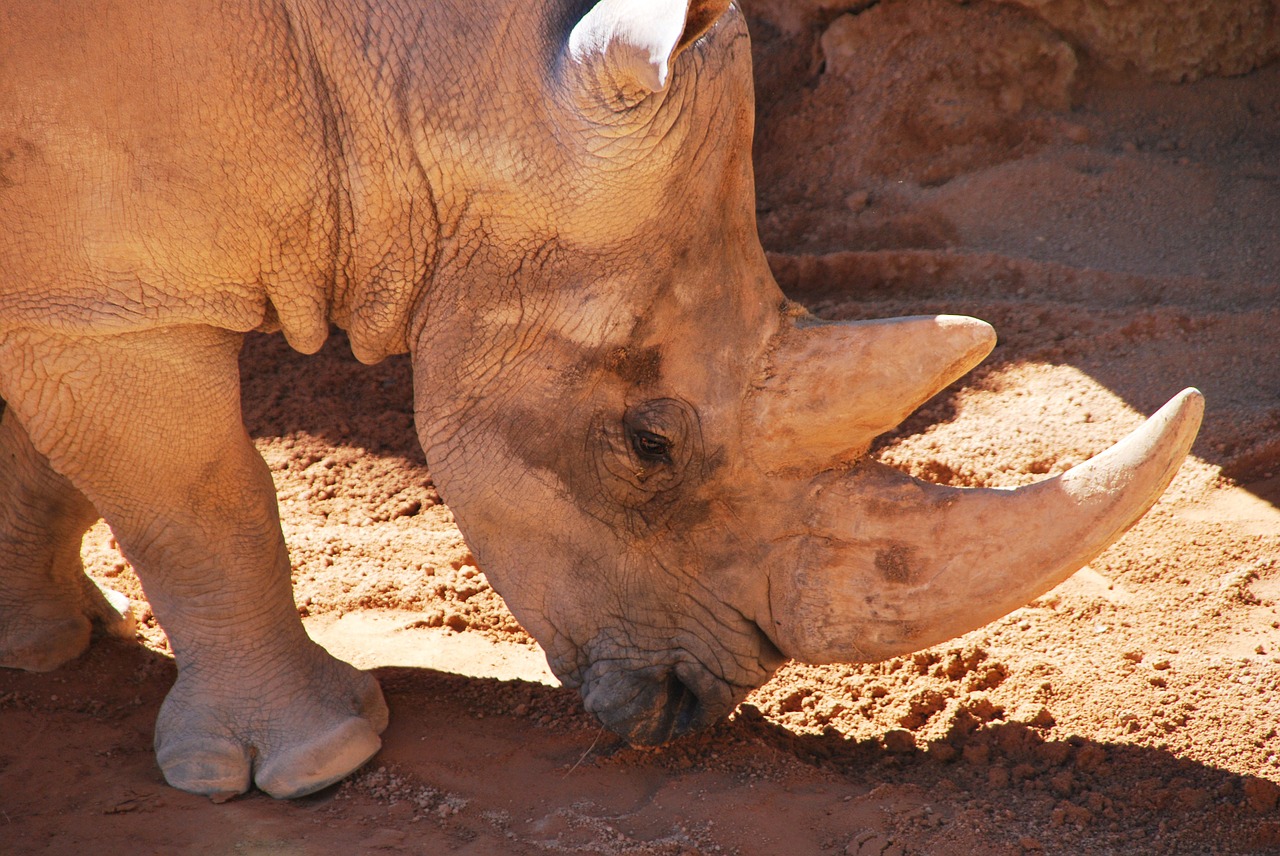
[568,0,731,95]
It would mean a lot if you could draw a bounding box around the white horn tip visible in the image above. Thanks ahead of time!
[1152,387,1205,449]
[1061,386,1203,502]
[1170,386,1204,413]
[934,314,998,361]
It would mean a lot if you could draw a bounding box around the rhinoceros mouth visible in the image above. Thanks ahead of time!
[643,671,703,744]
[580,665,719,747]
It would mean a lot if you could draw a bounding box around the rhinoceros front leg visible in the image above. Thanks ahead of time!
[0,325,387,799]
[0,405,134,671]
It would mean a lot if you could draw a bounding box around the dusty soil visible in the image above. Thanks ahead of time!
[3,4,1279,855]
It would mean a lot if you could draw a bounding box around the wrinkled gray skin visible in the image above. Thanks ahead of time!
[0,0,1201,800]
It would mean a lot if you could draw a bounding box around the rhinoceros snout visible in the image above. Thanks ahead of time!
[581,667,715,747]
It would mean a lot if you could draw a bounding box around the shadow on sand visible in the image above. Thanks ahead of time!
[0,641,1275,855]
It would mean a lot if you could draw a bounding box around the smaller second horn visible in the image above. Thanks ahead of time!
[748,315,995,474]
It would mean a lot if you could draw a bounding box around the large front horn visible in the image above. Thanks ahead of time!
[764,388,1204,663]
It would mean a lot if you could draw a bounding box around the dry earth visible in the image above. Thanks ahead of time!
[2,3,1279,854]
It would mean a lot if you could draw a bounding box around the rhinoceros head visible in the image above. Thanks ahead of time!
[408,0,1202,746]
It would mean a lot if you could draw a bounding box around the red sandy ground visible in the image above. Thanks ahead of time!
[2,5,1278,854]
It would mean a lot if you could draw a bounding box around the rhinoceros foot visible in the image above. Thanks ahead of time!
[0,576,136,672]
[0,610,93,673]
[155,642,388,800]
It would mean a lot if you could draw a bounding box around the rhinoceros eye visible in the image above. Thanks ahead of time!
[590,398,703,511]
[630,428,672,464]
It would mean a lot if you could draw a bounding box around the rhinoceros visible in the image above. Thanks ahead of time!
[0,0,1201,800]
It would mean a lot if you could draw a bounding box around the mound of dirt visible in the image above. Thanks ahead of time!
[745,0,1280,80]
[2,3,1278,854]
